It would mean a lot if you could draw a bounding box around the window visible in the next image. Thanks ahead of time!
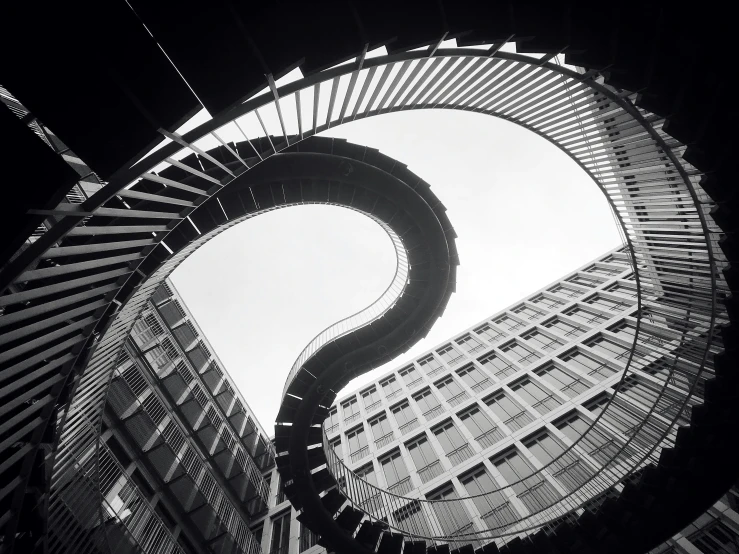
[586,335,637,362]
[566,274,604,288]
[584,294,633,312]
[584,264,623,277]
[437,344,464,366]
[407,435,442,483]
[530,294,565,310]
[270,512,291,554]
[556,413,635,465]
[342,397,360,424]
[347,425,369,462]
[478,352,517,379]
[325,409,339,434]
[511,379,561,414]
[474,323,506,343]
[521,329,565,353]
[601,254,630,267]
[560,349,618,381]
[604,281,638,299]
[686,516,739,553]
[456,364,492,393]
[525,433,594,492]
[563,306,610,326]
[493,450,561,513]
[433,421,473,465]
[418,354,444,377]
[330,438,343,461]
[435,376,469,406]
[456,333,486,354]
[355,463,382,514]
[394,500,432,537]
[299,523,319,552]
[362,387,381,412]
[392,401,419,435]
[549,284,585,298]
[542,316,587,338]
[584,394,667,452]
[485,392,533,431]
[380,451,411,494]
[369,414,394,449]
[535,363,589,398]
[427,485,476,542]
[512,304,547,321]
[500,341,541,366]
[461,467,519,530]
[494,314,525,332]
[413,388,443,421]
[459,406,503,448]
[381,376,403,400]
[274,474,286,505]
[399,365,422,389]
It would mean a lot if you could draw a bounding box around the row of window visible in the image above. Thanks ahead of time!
[332,286,637,428]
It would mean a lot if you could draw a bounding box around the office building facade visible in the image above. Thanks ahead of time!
[257,246,738,554]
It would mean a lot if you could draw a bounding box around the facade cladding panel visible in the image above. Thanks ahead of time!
[252,246,739,554]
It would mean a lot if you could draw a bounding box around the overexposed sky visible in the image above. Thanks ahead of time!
[170,109,621,431]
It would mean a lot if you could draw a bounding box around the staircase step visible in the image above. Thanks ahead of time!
[404,541,427,554]
[427,545,451,554]
[335,506,364,535]
[356,520,385,550]
[320,487,346,515]
[475,541,500,554]
[451,544,475,554]
[377,532,404,554]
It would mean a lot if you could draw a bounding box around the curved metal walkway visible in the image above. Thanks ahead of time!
[0,7,736,554]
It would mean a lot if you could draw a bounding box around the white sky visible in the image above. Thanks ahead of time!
[170,109,621,431]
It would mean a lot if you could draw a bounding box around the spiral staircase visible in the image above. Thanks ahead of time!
[0,3,737,554]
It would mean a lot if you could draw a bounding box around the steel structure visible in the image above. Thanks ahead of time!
[0,4,737,554]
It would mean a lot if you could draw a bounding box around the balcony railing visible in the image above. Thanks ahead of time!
[446,443,474,465]
[446,355,465,366]
[385,389,403,400]
[474,428,504,449]
[374,433,394,449]
[471,379,492,393]
[344,412,360,425]
[503,412,533,431]
[446,391,469,407]
[325,423,339,436]
[465,344,486,354]
[406,378,423,390]
[422,406,444,421]
[426,366,445,378]
[364,400,382,413]
[388,477,413,496]
[399,418,419,435]
[417,460,443,483]
[350,446,369,463]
